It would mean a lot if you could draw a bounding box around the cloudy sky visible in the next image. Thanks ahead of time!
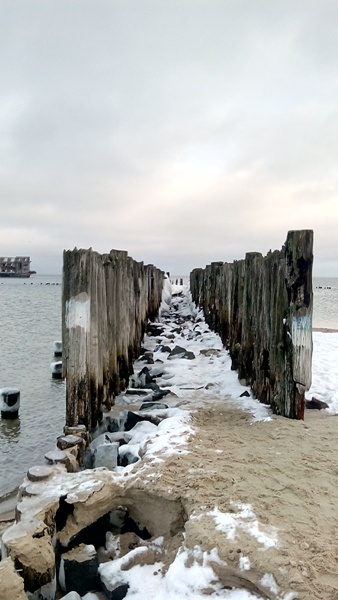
[1,1,338,276]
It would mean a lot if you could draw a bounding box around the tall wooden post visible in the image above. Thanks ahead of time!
[62,248,164,430]
[190,230,313,419]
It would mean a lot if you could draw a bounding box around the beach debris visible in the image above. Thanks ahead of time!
[305,397,329,410]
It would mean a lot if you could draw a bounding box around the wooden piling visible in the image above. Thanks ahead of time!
[62,248,164,430]
[190,230,313,419]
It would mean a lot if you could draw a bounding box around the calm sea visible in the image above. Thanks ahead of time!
[0,275,337,499]
[0,275,65,499]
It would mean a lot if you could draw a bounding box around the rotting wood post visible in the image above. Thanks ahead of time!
[62,248,164,431]
[284,229,314,419]
[190,230,313,419]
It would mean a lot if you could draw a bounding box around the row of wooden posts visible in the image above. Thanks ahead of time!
[62,248,164,430]
[62,230,313,427]
[190,230,314,419]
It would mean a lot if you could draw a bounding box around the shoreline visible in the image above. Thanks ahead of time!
[313,327,338,333]
[0,487,18,536]
[0,327,337,513]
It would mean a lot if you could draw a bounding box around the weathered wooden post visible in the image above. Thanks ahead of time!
[190,230,313,419]
[284,229,313,419]
[62,248,164,431]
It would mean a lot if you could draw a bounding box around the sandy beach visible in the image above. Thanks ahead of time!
[3,403,338,598]
[102,400,336,599]
[1,293,338,599]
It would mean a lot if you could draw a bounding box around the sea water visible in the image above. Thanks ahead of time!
[0,275,65,498]
[0,275,337,499]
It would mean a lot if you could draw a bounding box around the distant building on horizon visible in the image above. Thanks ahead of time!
[0,256,34,278]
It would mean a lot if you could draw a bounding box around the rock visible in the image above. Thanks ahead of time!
[0,558,27,600]
[186,331,196,340]
[149,365,165,378]
[123,411,160,431]
[90,433,123,450]
[140,402,168,411]
[93,443,119,470]
[137,367,153,386]
[168,346,195,360]
[157,344,172,353]
[306,397,329,410]
[138,352,154,364]
[83,448,94,469]
[200,348,220,356]
[124,421,158,444]
[99,431,130,445]
[82,591,107,599]
[118,445,140,467]
[147,323,165,336]
[87,433,126,469]
[168,345,187,358]
[59,544,99,596]
[60,592,82,600]
[106,416,124,433]
[240,391,250,398]
[100,581,129,600]
[143,382,160,391]
[152,389,170,401]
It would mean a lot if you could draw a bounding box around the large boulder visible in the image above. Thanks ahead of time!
[93,443,119,470]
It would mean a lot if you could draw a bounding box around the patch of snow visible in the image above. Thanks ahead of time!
[260,572,279,595]
[307,332,338,413]
[239,556,251,571]
[206,504,278,549]
[99,544,263,600]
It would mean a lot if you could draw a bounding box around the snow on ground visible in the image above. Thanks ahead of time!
[97,545,261,600]
[11,280,333,600]
[94,281,324,600]
[307,331,338,413]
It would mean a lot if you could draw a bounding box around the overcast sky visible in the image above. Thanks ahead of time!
[1,1,338,276]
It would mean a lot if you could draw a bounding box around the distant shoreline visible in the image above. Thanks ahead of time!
[313,327,338,333]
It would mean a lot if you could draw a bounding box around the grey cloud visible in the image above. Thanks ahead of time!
[1,0,338,276]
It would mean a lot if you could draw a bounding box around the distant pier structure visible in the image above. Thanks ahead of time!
[0,256,34,278]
